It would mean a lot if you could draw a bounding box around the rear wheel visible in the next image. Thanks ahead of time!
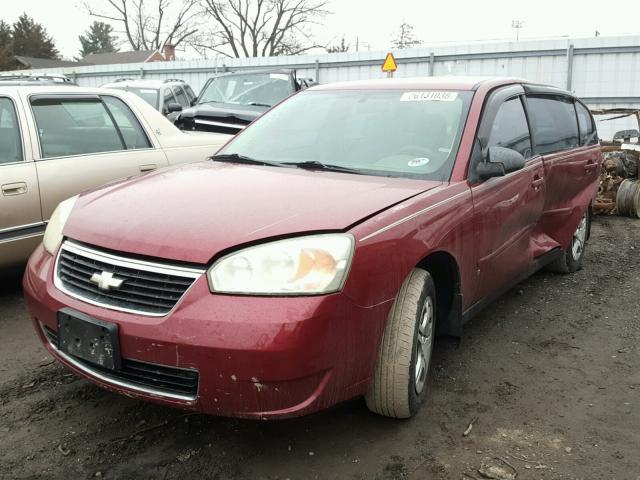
[547,211,589,273]
[365,269,436,418]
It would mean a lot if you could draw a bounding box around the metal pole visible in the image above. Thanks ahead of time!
[429,52,435,76]
[315,59,320,84]
[566,43,574,91]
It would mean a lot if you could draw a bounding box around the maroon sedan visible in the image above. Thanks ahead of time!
[23,77,601,419]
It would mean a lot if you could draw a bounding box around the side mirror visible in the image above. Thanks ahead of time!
[477,146,525,180]
[166,102,183,113]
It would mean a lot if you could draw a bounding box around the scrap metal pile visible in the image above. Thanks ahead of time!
[592,108,640,218]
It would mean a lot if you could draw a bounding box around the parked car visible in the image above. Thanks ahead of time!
[0,73,77,86]
[174,69,311,134]
[0,85,230,269]
[23,77,601,419]
[101,78,197,122]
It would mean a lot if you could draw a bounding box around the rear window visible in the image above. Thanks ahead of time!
[113,87,159,110]
[575,101,598,146]
[526,95,580,155]
[222,90,474,180]
[31,96,150,158]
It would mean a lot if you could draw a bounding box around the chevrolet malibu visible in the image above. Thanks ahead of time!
[23,77,601,419]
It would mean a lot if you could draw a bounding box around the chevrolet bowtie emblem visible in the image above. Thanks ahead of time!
[90,271,124,291]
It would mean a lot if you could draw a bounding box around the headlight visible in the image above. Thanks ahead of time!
[43,196,78,255]
[208,234,355,295]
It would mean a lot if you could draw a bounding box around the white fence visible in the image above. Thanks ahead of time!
[15,34,640,139]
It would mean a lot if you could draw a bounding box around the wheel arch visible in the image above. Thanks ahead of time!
[416,250,463,337]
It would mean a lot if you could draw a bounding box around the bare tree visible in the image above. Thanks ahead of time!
[86,0,201,51]
[391,22,423,49]
[199,0,328,58]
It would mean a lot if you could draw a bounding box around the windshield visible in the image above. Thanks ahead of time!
[113,87,159,110]
[221,90,473,180]
[198,72,293,108]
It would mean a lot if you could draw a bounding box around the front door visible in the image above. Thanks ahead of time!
[469,88,546,304]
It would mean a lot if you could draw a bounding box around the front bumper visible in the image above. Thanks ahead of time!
[23,244,390,419]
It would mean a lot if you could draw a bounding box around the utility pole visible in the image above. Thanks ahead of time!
[512,20,525,41]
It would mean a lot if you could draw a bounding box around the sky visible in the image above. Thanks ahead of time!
[2,0,640,59]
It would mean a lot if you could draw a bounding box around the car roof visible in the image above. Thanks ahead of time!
[310,76,538,92]
[101,79,186,89]
[214,69,294,78]
[0,85,136,96]
[0,80,77,86]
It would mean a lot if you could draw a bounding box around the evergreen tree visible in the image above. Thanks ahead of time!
[0,20,14,70]
[78,21,118,58]
[11,14,59,59]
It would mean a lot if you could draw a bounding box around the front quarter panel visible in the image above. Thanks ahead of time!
[347,182,475,309]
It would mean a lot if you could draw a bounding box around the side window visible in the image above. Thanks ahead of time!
[102,96,152,150]
[487,97,532,158]
[31,98,124,158]
[172,86,189,108]
[184,85,196,102]
[163,88,176,111]
[526,95,580,155]
[575,101,598,146]
[0,98,23,164]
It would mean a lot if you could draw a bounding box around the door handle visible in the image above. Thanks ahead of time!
[531,176,544,190]
[1,182,27,196]
[139,164,157,173]
[584,159,597,172]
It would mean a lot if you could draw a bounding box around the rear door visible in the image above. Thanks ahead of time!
[525,91,600,248]
[0,92,43,268]
[29,93,169,220]
[469,86,546,304]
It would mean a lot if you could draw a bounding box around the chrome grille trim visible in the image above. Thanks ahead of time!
[54,240,205,317]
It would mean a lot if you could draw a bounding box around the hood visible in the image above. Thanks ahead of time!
[179,102,267,122]
[64,162,441,264]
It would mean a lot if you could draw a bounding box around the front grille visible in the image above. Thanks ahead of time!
[55,241,204,316]
[43,326,199,398]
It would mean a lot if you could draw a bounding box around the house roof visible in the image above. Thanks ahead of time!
[81,50,161,65]
[14,56,88,69]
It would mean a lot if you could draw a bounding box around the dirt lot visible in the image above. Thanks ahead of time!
[1,216,639,480]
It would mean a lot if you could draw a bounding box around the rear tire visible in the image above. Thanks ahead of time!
[365,268,436,418]
[547,211,589,274]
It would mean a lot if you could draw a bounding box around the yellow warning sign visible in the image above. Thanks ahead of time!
[382,52,398,72]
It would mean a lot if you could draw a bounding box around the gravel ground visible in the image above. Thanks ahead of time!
[1,216,639,480]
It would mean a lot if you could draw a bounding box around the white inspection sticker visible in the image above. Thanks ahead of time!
[401,91,458,102]
[408,157,430,167]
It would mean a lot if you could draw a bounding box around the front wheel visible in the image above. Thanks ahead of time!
[365,268,436,418]
[547,211,589,273]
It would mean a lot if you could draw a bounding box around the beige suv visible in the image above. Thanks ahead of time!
[0,85,230,268]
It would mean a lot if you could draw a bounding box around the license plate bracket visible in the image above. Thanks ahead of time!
[57,308,121,370]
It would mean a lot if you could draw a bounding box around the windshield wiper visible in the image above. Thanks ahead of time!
[282,160,363,175]
[247,102,272,108]
[198,100,223,105]
[210,153,285,168]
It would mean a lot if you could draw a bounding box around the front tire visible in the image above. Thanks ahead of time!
[547,211,589,273]
[365,268,436,418]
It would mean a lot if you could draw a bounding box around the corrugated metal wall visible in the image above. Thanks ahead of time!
[12,35,640,139]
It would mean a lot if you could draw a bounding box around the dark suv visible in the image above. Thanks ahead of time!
[174,69,312,134]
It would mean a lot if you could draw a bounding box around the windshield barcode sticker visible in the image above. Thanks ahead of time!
[401,91,458,102]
